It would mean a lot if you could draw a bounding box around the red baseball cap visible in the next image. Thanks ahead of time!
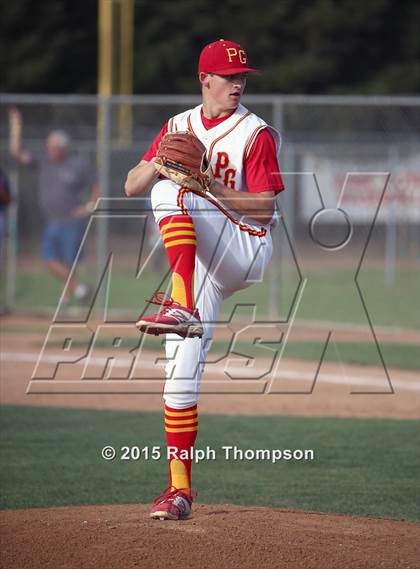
[198,39,257,75]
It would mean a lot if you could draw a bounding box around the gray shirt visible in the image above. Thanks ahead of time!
[33,154,96,222]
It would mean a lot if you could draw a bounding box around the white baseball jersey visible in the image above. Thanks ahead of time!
[167,103,281,192]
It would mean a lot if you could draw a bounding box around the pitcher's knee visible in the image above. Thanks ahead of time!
[150,179,184,224]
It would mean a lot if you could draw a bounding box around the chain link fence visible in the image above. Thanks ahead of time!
[0,94,418,324]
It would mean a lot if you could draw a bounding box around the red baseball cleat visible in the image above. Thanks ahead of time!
[150,487,195,520]
[136,292,203,338]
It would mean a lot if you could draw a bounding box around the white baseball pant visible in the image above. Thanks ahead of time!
[150,179,273,408]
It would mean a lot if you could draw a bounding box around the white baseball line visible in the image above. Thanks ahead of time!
[1,351,418,392]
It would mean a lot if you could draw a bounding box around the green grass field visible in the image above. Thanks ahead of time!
[1,406,418,521]
[13,266,419,329]
[3,310,418,370]
[7,265,418,371]
[210,339,420,370]
[30,336,419,371]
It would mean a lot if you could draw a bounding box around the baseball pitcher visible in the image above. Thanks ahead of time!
[125,39,285,520]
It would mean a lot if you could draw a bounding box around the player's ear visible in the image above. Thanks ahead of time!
[199,72,211,88]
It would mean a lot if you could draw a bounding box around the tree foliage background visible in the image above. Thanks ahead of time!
[1,0,419,94]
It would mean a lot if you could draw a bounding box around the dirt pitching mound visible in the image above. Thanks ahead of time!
[1,504,418,569]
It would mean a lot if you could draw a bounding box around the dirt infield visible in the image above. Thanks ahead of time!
[1,315,419,418]
[1,504,419,569]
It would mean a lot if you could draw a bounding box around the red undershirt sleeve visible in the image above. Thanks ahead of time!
[244,128,285,194]
[141,122,169,162]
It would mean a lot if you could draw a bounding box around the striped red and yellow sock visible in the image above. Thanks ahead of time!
[159,214,196,309]
[164,403,198,493]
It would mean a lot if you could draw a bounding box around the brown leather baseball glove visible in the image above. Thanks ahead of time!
[153,131,213,194]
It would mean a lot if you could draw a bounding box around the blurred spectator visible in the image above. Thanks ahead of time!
[8,107,99,305]
[0,167,11,267]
